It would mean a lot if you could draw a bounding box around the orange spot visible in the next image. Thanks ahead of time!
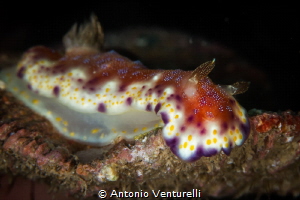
[190,145,195,151]
[175,115,179,119]
[213,129,217,135]
[188,135,192,141]
[213,138,217,143]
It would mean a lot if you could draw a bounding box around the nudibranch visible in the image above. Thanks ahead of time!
[0,16,250,162]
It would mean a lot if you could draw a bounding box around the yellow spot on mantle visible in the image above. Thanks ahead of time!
[32,99,39,104]
[91,129,100,134]
[170,125,174,131]
[213,138,217,143]
[213,129,217,135]
[183,142,188,148]
[206,139,211,145]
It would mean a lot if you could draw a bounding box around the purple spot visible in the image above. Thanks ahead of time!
[156,90,163,96]
[180,126,186,132]
[53,86,60,97]
[146,103,152,111]
[197,122,202,127]
[154,103,161,113]
[142,86,146,90]
[126,97,133,106]
[77,78,83,83]
[87,78,98,85]
[119,85,126,92]
[229,112,235,120]
[229,99,236,105]
[187,115,194,122]
[200,128,206,135]
[160,112,169,124]
[27,84,32,90]
[221,122,228,132]
[89,87,95,91]
[98,103,106,113]
[17,66,25,78]
[176,105,181,110]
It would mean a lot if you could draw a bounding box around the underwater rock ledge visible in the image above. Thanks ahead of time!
[1,88,300,199]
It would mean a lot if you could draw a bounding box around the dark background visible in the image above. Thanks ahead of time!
[0,2,299,112]
[0,2,299,200]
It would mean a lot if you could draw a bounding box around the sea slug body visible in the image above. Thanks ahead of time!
[0,16,250,162]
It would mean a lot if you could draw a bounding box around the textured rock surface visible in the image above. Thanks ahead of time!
[1,87,300,199]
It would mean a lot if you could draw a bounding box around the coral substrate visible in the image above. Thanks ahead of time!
[1,88,300,199]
